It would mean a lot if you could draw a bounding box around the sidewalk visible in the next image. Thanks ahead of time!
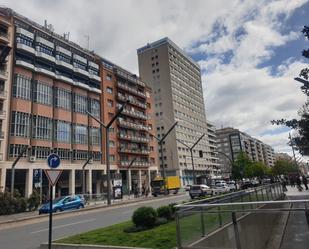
[280,185,309,249]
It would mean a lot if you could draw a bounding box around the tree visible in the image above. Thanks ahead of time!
[271,159,298,175]
[272,26,309,155]
[251,162,269,178]
[232,151,253,179]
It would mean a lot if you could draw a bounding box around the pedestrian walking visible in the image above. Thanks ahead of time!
[302,175,308,190]
[281,179,288,192]
[296,175,303,191]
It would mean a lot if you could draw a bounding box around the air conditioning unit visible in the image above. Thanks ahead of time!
[29,156,36,162]
[88,159,93,164]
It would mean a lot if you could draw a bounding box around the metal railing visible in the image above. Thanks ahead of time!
[175,183,294,249]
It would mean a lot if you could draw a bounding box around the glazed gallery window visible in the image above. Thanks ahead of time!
[73,124,88,144]
[54,120,71,142]
[90,127,100,145]
[74,94,87,114]
[9,144,28,158]
[32,115,52,140]
[90,99,100,118]
[34,81,52,105]
[55,88,71,110]
[13,74,32,100]
[10,111,31,137]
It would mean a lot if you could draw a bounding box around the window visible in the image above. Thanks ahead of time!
[90,99,100,118]
[11,111,31,137]
[106,74,112,81]
[36,44,53,56]
[55,88,71,110]
[16,34,33,47]
[107,99,113,107]
[56,53,71,64]
[109,140,115,147]
[32,146,51,159]
[73,124,88,144]
[55,148,71,160]
[32,115,52,140]
[90,127,101,145]
[55,120,71,142]
[106,87,113,93]
[73,150,88,160]
[34,81,52,105]
[92,151,102,161]
[13,74,32,100]
[110,155,115,162]
[74,94,87,113]
[9,144,28,158]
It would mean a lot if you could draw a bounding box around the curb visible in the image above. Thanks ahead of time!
[0,193,186,226]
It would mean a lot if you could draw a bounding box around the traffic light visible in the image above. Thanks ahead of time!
[199,150,203,158]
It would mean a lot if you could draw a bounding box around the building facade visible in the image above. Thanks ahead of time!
[216,127,276,175]
[137,37,218,186]
[0,7,158,198]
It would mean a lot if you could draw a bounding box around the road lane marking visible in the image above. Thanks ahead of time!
[30,218,96,234]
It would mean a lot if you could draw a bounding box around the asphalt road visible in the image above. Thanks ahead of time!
[0,193,189,249]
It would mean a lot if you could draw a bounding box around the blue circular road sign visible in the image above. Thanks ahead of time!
[47,153,61,169]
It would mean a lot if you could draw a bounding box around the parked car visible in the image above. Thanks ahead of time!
[241,181,253,190]
[250,180,259,187]
[227,180,237,191]
[185,185,191,191]
[39,195,85,214]
[213,183,230,194]
[189,184,212,199]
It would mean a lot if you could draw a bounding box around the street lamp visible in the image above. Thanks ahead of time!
[87,101,128,205]
[148,122,178,195]
[176,133,205,184]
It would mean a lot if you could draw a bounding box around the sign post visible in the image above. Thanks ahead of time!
[45,153,61,249]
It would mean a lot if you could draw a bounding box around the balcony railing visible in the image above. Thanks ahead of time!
[118,133,150,143]
[0,31,9,41]
[0,90,7,99]
[0,110,6,118]
[118,119,149,131]
[119,160,150,167]
[117,93,147,109]
[0,69,7,80]
[117,81,146,98]
[122,108,148,120]
[118,148,150,155]
[0,131,4,139]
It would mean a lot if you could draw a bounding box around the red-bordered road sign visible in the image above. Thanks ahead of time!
[44,169,62,186]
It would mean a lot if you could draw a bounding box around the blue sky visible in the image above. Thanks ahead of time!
[2,0,309,158]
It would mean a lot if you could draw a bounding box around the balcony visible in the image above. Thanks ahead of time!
[89,87,102,94]
[122,108,147,120]
[16,60,35,71]
[117,82,146,98]
[16,43,35,55]
[118,133,150,143]
[118,148,150,155]
[0,31,9,43]
[117,93,147,109]
[0,110,6,119]
[73,66,89,78]
[55,59,73,70]
[119,160,150,167]
[0,90,7,99]
[35,51,55,63]
[118,119,149,131]
[89,73,101,82]
[74,81,90,90]
[35,67,55,78]
[0,131,4,140]
[0,69,7,80]
[56,74,74,85]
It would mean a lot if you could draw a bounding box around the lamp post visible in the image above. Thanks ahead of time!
[149,122,178,195]
[10,145,30,196]
[176,133,205,185]
[87,101,128,205]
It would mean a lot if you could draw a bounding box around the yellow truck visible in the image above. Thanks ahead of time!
[151,176,181,196]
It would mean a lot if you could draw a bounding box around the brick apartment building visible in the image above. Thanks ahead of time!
[0,7,158,198]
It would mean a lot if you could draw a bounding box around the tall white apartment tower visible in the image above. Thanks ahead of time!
[137,38,217,186]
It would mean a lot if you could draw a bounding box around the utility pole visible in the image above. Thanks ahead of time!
[149,122,178,195]
[87,101,128,205]
[177,133,205,184]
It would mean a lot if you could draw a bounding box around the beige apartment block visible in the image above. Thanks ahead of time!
[138,38,219,186]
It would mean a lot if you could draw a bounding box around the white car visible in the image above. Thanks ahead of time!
[227,181,237,191]
[189,184,212,199]
[213,182,230,194]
